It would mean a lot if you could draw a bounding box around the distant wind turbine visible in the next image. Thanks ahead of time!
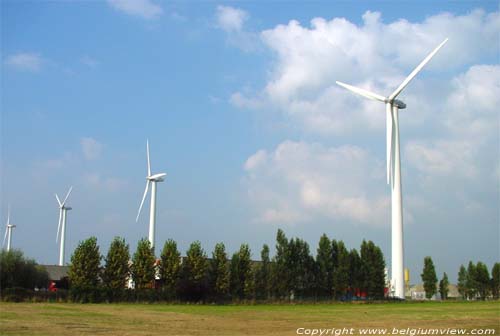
[136,140,166,254]
[56,186,73,266]
[3,205,16,252]
[336,38,448,299]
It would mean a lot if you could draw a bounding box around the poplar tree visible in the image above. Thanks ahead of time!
[360,240,386,299]
[181,240,208,301]
[466,261,477,299]
[131,238,155,290]
[348,248,363,296]
[160,239,181,297]
[491,263,500,299]
[103,237,130,297]
[209,242,230,300]
[421,256,438,299]
[69,237,102,302]
[255,244,271,300]
[333,241,350,300]
[475,262,490,300]
[316,234,333,298]
[272,229,289,298]
[457,265,467,299]
[438,272,449,300]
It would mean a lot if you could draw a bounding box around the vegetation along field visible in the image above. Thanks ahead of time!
[1,301,499,336]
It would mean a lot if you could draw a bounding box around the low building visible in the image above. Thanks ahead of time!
[40,265,69,291]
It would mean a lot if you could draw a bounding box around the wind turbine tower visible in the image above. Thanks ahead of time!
[3,206,16,251]
[136,140,166,254]
[56,186,73,266]
[336,38,448,299]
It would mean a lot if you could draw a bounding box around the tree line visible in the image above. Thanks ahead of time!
[420,256,499,300]
[68,229,387,303]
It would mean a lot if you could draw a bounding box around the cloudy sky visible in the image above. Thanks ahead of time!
[2,0,498,283]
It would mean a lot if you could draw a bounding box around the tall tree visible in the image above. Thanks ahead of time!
[287,238,315,299]
[491,263,500,299]
[180,240,208,301]
[457,265,467,299]
[421,256,438,299]
[255,244,271,300]
[238,244,254,299]
[68,237,102,302]
[69,237,101,289]
[272,229,290,298]
[348,248,363,296]
[103,237,130,297]
[360,240,386,299]
[438,272,449,300]
[333,241,350,300]
[475,262,490,300]
[131,238,155,290]
[160,239,181,297]
[316,234,333,298]
[209,242,230,300]
[466,261,477,299]
[229,252,240,298]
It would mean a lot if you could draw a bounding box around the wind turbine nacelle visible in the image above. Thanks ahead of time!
[393,99,406,109]
[148,173,167,182]
[64,207,72,210]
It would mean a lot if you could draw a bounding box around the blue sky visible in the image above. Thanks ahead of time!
[1,0,498,284]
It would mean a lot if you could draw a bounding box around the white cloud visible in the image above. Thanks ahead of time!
[216,5,248,32]
[107,0,163,19]
[244,140,390,226]
[80,137,103,161]
[231,10,499,135]
[5,53,43,72]
[215,6,259,52]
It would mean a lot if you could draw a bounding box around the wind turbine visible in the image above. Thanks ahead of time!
[336,38,448,299]
[56,186,73,266]
[136,140,166,253]
[3,206,16,251]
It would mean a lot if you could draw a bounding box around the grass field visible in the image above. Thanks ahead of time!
[0,301,498,335]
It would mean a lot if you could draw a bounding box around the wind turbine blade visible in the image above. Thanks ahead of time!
[146,140,151,177]
[55,194,62,207]
[56,210,62,243]
[386,103,393,185]
[3,228,7,247]
[136,181,150,222]
[389,38,448,100]
[6,205,10,226]
[62,186,73,206]
[336,81,387,103]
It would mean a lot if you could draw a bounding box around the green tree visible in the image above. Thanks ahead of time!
[0,249,49,290]
[209,242,229,301]
[255,244,271,300]
[332,241,350,300]
[348,248,363,296]
[360,240,386,299]
[236,244,253,300]
[491,263,500,299]
[271,229,289,298]
[180,241,208,301]
[103,237,130,299]
[421,256,438,299]
[475,262,490,300]
[160,239,181,298]
[466,261,477,299]
[316,234,333,298]
[438,272,449,300]
[287,238,315,299]
[457,265,467,299]
[229,252,240,298]
[68,237,102,302]
[131,238,155,290]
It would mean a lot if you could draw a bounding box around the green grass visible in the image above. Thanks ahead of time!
[1,301,498,336]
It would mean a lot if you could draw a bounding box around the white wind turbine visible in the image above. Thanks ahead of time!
[336,38,448,299]
[136,140,166,253]
[56,186,73,266]
[3,206,16,252]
